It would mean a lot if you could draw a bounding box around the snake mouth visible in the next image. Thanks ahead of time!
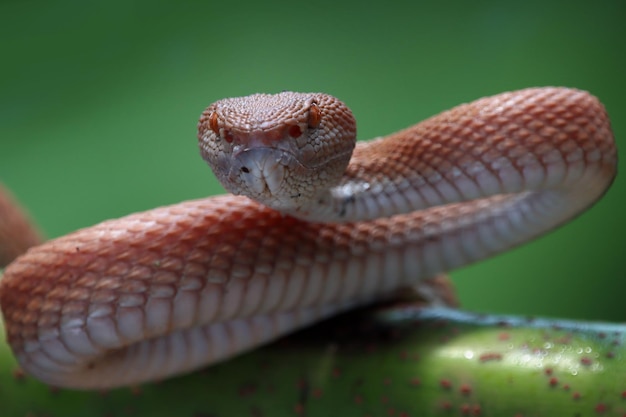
[227,146,308,206]
[205,141,353,215]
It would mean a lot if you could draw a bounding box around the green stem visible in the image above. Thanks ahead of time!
[1,304,625,416]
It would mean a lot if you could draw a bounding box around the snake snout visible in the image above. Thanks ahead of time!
[227,147,304,209]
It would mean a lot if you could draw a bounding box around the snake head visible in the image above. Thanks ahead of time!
[197,92,357,214]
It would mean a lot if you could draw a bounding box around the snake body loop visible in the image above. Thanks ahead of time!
[0,87,617,389]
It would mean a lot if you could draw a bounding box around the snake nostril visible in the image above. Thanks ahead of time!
[288,125,303,138]
[241,166,250,173]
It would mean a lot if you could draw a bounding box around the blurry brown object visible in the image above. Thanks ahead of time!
[0,183,43,267]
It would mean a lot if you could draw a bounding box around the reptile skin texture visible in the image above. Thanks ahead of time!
[0,87,617,389]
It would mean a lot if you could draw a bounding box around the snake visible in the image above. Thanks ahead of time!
[0,87,617,389]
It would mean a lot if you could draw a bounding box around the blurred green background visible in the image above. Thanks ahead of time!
[1,0,624,321]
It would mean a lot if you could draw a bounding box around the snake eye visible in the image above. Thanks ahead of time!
[308,102,321,129]
[208,112,220,136]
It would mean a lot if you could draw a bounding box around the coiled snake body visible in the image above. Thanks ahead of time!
[0,87,617,389]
